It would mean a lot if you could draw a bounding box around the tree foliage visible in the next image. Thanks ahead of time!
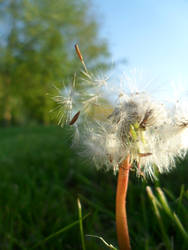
[0,0,110,125]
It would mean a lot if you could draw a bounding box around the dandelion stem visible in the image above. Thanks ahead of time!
[116,155,131,250]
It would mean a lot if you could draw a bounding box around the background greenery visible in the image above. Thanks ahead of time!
[0,126,187,249]
[0,0,110,126]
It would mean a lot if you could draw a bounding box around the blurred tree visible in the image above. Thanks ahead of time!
[0,0,110,125]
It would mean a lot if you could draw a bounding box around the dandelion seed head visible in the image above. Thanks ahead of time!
[55,60,188,179]
[80,81,188,179]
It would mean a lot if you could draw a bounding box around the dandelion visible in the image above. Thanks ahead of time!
[54,45,188,250]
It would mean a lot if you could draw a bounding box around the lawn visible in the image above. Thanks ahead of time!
[0,126,187,249]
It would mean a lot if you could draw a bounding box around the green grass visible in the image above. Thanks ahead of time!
[0,126,187,249]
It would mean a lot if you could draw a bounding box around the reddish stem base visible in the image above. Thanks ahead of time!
[116,156,131,250]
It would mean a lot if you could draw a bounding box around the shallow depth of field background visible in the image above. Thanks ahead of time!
[0,1,187,249]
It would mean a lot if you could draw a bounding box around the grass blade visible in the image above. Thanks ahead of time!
[177,184,184,212]
[86,234,117,250]
[146,186,172,250]
[156,187,171,216]
[77,198,86,250]
[157,187,188,241]
[173,213,188,241]
[32,213,90,249]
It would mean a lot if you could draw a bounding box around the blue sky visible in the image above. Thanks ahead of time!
[93,0,188,87]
